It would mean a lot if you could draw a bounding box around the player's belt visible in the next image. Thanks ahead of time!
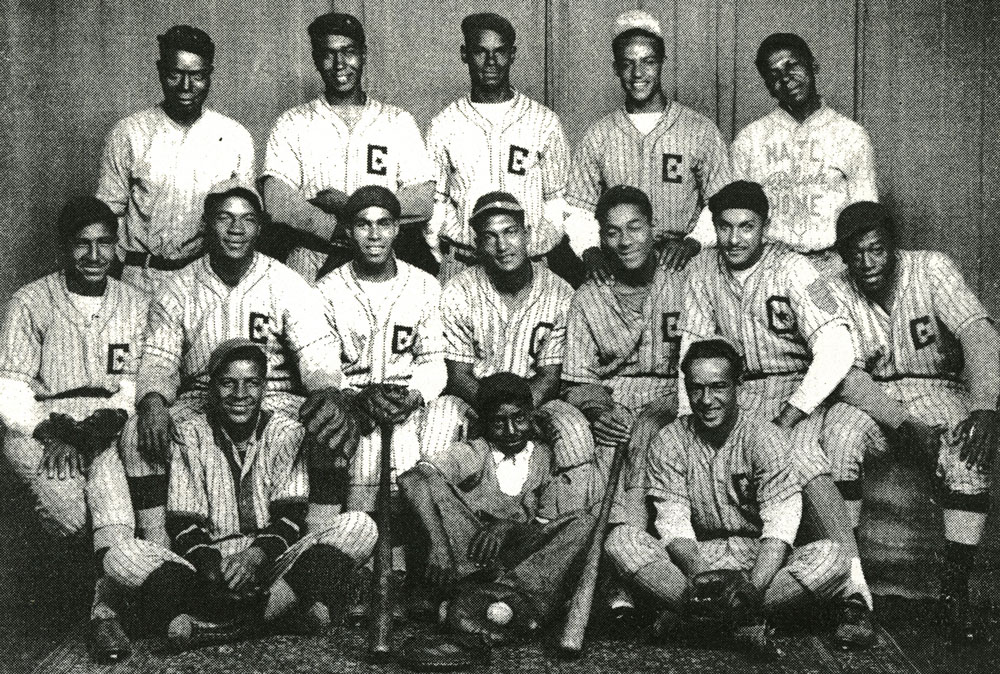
[122,250,202,272]
[872,373,961,384]
[37,387,114,401]
[741,370,802,381]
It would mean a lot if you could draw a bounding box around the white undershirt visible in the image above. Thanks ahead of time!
[492,441,534,496]
[628,112,662,136]
[471,99,516,126]
[69,293,103,320]
[356,277,395,316]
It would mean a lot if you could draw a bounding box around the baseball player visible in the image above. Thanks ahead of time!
[828,202,1000,642]
[423,191,597,515]
[399,372,596,641]
[566,11,731,280]
[97,25,255,293]
[261,12,436,282]
[605,340,858,649]
[681,180,875,648]
[119,182,343,551]
[0,197,147,662]
[102,339,377,650]
[426,13,581,287]
[731,33,878,275]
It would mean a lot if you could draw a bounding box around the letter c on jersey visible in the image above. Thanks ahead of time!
[766,296,797,336]
[909,316,936,350]
[662,154,683,184]
[392,325,415,354]
[107,344,130,375]
[529,322,555,361]
[508,145,530,176]
[249,312,272,344]
[367,144,388,176]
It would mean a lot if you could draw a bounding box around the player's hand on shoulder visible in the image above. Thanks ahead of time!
[136,393,175,464]
[582,247,614,285]
[222,546,266,593]
[954,409,999,470]
[657,237,700,272]
[37,436,86,480]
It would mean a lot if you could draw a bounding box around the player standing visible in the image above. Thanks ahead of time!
[731,33,878,275]
[261,13,436,282]
[829,202,1000,642]
[97,25,255,293]
[426,13,581,287]
[0,197,148,662]
[681,180,875,648]
[422,192,596,513]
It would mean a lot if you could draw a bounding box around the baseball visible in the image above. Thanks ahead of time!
[486,601,514,626]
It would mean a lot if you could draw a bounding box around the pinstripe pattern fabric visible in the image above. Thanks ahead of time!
[427,92,570,255]
[440,264,572,379]
[262,97,434,280]
[97,107,255,285]
[566,104,732,240]
[730,104,878,253]
[137,253,342,406]
[88,446,136,550]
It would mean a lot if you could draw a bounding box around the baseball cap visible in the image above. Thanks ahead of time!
[476,372,533,417]
[461,13,515,45]
[836,201,893,247]
[57,196,118,240]
[614,10,663,40]
[595,185,653,225]
[208,338,267,379]
[708,181,770,221]
[158,25,215,63]
[343,185,401,222]
[469,191,524,229]
[308,12,365,47]
[755,33,815,73]
[204,179,263,215]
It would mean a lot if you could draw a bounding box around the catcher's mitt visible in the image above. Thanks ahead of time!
[398,633,491,672]
[686,569,763,627]
[34,408,128,456]
[446,580,540,646]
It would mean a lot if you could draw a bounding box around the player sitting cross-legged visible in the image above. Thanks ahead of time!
[829,202,1000,643]
[398,372,595,645]
[422,191,597,516]
[606,339,856,653]
[103,339,377,651]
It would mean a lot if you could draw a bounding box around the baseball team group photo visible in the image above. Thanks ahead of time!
[1,1,997,673]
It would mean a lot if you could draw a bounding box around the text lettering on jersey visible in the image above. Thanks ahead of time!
[662,312,681,344]
[529,322,555,362]
[766,296,797,336]
[731,473,758,509]
[909,316,937,350]
[107,344,130,375]
[367,144,388,176]
[392,325,415,354]
[249,312,272,344]
[508,145,530,176]
[662,154,683,184]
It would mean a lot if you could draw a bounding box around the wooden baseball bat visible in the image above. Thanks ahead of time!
[559,441,629,655]
[368,422,394,662]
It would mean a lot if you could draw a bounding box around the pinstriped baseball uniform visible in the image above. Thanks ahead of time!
[97,106,255,292]
[829,251,992,495]
[0,273,147,537]
[731,104,877,253]
[427,92,570,256]
[316,261,446,511]
[567,104,732,241]
[262,97,434,281]
[682,244,848,481]
[606,414,849,609]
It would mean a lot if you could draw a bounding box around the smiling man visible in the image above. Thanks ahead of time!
[566,11,731,282]
[731,34,877,274]
[262,13,436,282]
[97,25,255,294]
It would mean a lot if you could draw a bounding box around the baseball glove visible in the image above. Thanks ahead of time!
[398,633,491,672]
[34,408,128,456]
[446,580,540,646]
[686,569,763,627]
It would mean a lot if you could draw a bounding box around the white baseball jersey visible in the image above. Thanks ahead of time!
[683,244,846,376]
[567,104,732,241]
[427,92,570,255]
[97,106,255,261]
[731,103,877,252]
[137,253,342,405]
[564,266,685,409]
[441,264,573,379]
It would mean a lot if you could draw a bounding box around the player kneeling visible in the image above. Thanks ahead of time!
[398,373,595,647]
[103,339,376,651]
[606,340,860,654]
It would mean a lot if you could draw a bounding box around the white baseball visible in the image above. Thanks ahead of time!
[486,601,513,626]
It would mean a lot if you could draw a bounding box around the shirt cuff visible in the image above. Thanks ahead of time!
[760,493,802,546]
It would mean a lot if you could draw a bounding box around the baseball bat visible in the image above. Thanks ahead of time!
[559,440,629,655]
[368,422,394,662]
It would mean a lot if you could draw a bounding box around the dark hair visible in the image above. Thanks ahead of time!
[204,187,264,218]
[57,197,118,241]
[612,28,665,63]
[755,33,814,75]
[211,345,267,380]
[308,12,365,49]
[461,13,515,46]
[595,185,653,227]
[680,339,743,381]
[475,372,533,418]
[158,25,215,64]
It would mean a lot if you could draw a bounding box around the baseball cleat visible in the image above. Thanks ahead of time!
[833,593,877,650]
[88,617,132,664]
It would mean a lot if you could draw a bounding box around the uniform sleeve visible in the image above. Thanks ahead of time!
[136,280,186,405]
[646,424,689,503]
[441,281,477,364]
[787,256,847,342]
[928,253,990,337]
[759,493,801,546]
[0,293,42,385]
[395,111,435,187]
[754,422,801,505]
[565,128,603,212]
[260,115,304,188]
[846,126,878,203]
[95,122,132,216]
[425,441,484,485]
[729,129,754,182]
[235,125,257,185]
[541,119,570,200]
[535,282,570,368]
[425,116,452,202]
[410,281,447,403]
[167,424,210,552]
[561,290,602,384]
[280,272,344,391]
[691,121,732,228]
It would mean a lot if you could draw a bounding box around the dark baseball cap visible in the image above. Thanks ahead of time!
[343,185,401,221]
[469,191,524,229]
[708,181,770,221]
[158,25,215,63]
[461,13,515,45]
[476,372,533,417]
[208,338,267,379]
[836,201,894,247]
[755,33,815,73]
[308,12,365,47]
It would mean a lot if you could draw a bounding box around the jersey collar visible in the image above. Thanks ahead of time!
[315,96,383,136]
[51,272,119,330]
[458,90,528,135]
[612,102,681,141]
[771,99,835,130]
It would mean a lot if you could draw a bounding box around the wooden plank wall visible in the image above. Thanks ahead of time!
[1,0,996,313]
